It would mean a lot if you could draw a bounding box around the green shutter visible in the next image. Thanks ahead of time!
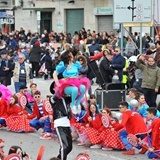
[66,9,84,36]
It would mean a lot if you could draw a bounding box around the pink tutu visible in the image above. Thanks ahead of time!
[55,77,90,98]
[0,84,12,102]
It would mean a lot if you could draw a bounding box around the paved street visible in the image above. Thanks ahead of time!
[0,78,148,160]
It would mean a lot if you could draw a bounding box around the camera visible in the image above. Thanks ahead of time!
[22,151,27,157]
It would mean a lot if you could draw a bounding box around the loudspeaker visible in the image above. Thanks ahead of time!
[95,89,126,110]
[88,60,105,88]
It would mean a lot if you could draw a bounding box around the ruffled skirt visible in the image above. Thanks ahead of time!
[55,77,90,98]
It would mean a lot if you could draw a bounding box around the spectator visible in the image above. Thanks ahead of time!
[125,37,135,57]
[88,39,101,56]
[9,35,18,51]
[13,54,33,93]
[110,46,125,82]
[0,50,14,86]
[136,55,160,107]
[29,41,43,78]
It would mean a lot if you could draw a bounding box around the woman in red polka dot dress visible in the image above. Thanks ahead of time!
[6,95,35,132]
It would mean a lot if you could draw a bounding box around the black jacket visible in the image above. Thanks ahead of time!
[49,95,72,120]
[29,45,43,63]
[99,57,114,83]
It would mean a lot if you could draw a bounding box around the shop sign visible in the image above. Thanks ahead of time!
[0,18,14,24]
[93,7,113,15]
[56,22,63,29]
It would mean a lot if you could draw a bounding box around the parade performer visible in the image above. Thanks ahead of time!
[113,101,148,155]
[70,103,89,146]
[49,88,72,160]
[26,83,39,113]
[6,95,35,132]
[0,91,9,128]
[53,49,90,114]
[28,91,53,139]
[101,107,125,150]
[147,107,160,159]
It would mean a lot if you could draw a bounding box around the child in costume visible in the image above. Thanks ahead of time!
[70,103,90,146]
[6,94,35,132]
[101,107,125,150]
[146,107,160,159]
[0,138,5,160]
[53,49,90,114]
[129,93,149,122]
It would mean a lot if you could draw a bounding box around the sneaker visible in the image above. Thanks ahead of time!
[139,144,148,154]
[40,130,45,135]
[90,144,101,149]
[102,147,113,151]
[77,142,83,146]
[40,134,52,140]
[122,148,135,155]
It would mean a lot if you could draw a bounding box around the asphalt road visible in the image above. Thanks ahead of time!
[0,78,149,160]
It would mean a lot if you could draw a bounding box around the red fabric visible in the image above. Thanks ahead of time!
[85,114,103,144]
[6,104,35,132]
[151,118,160,150]
[90,52,103,60]
[102,129,125,149]
[114,110,147,135]
[35,41,40,46]
[70,112,89,124]
[27,100,52,119]
[0,98,9,118]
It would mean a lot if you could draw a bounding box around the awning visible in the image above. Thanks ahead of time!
[22,8,55,11]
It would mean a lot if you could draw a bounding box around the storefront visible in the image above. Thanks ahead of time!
[0,12,14,33]
[93,7,119,33]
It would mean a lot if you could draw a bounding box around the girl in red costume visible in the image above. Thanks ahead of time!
[101,107,125,150]
[6,95,35,132]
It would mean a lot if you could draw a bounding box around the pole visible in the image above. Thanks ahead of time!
[140,23,142,54]
[120,23,124,55]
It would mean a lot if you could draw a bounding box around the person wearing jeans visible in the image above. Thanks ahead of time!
[13,53,33,93]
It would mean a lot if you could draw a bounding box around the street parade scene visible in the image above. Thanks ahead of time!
[0,0,160,160]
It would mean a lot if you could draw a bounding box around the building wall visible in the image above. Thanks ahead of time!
[14,0,113,33]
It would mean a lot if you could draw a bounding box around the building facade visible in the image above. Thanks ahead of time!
[14,0,117,35]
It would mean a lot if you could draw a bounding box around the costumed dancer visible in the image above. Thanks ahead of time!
[129,93,149,122]
[53,49,90,114]
[146,107,160,159]
[70,103,90,146]
[26,83,39,113]
[113,101,148,155]
[28,91,53,139]
[0,91,9,128]
[101,107,125,150]
[5,95,35,132]
[84,103,103,149]
[49,86,72,160]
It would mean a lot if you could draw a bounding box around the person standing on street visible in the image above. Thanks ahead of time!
[13,53,33,93]
[0,50,14,86]
[49,85,72,160]
[136,55,160,107]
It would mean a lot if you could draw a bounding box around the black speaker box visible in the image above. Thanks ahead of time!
[95,89,126,110]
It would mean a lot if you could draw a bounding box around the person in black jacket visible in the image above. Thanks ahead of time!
[99,49,115,84]
[44,49,53,80]
[29,41,44,77]
[49,83,72,160]
[0,50,15,86]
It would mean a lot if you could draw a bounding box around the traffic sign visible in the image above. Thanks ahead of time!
[114,0,152,23]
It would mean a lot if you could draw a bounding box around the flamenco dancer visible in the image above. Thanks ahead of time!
[53,49,90,114]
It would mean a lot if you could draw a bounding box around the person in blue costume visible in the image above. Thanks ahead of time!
[53,49,90,114]
[129,93,149,122]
